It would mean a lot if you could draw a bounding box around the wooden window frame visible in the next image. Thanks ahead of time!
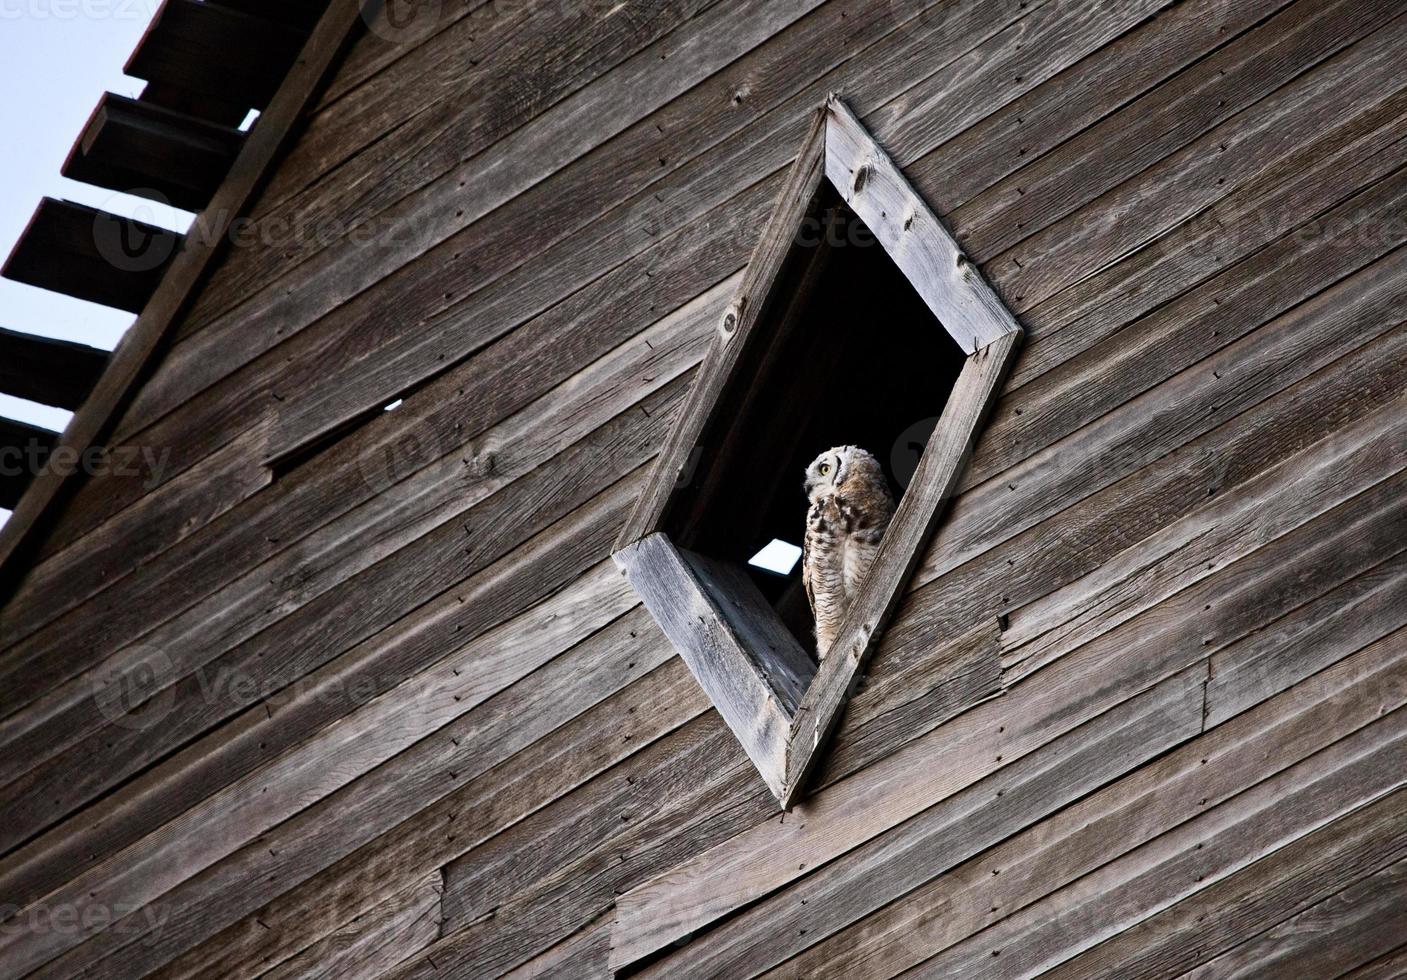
[614,96,1022,807]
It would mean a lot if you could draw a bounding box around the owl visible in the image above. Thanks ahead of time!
[802,446,896,660]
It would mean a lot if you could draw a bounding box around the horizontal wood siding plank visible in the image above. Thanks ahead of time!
[765,624,1407,978]
[905,706,1407,977]
[1045,797,1407,980]
[1178,858,1407,979]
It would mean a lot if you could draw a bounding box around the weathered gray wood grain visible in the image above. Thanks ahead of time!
[140,0,834,438]
[825,96,1018,354]
[906,706,1407,978]
[411,620,1000,978]
[616,534,792,798]
[633,662,1205,977]
[208,0,719,291]
[41,623,706,979]
[1046,795,1407,980]
[1002,393,1407,680]
[767,625,1407,979]
[1006,82,1407,390]
[1207,546,1407,727]
[261,871,442,980]
[0,283,716,804]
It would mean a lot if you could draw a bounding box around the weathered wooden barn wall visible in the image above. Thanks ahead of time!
[1,0,1405,975]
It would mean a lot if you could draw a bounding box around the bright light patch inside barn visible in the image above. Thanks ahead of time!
[748,539,803,576]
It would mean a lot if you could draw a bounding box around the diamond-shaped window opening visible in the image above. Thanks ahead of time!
[614,97,1022,808]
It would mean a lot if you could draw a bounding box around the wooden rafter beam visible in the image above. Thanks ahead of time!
[0,417,58,512]
[0,328,109,411]
[63,94,245,213]
[0,199,183,313]
[126,0,308,114]
[0,0,368,593]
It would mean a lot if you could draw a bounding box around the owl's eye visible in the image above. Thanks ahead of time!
[818,463,830,475]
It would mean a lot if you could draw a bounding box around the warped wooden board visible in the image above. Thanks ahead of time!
[0,557,635,974]
[0,462,663,883]
[950,0,1391,262]
[404,627,997,978]
[1002,394,1407,678]
[965,144,1407,492]
[189,610,993,980]
[0,326,707,857]
[914,231,1407,596]
[977,7,1407,315]
[140,0,841,433]
[127,0,1148,465]
[132,614,692,980]
[230,0,1159,467]
[0,426,271,646]
[17,587,703,978]
[1340,943,1407,980]
[760,624,1407,979]
[1207,546,1407,727]
[499,911,611,980]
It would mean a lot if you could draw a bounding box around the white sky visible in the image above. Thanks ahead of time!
[1,0,199,523]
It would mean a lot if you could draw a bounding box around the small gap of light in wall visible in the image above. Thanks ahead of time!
[383,399,405,412]
[0,509,10,528]
[239,109,261,132]
[748,539,803,576]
